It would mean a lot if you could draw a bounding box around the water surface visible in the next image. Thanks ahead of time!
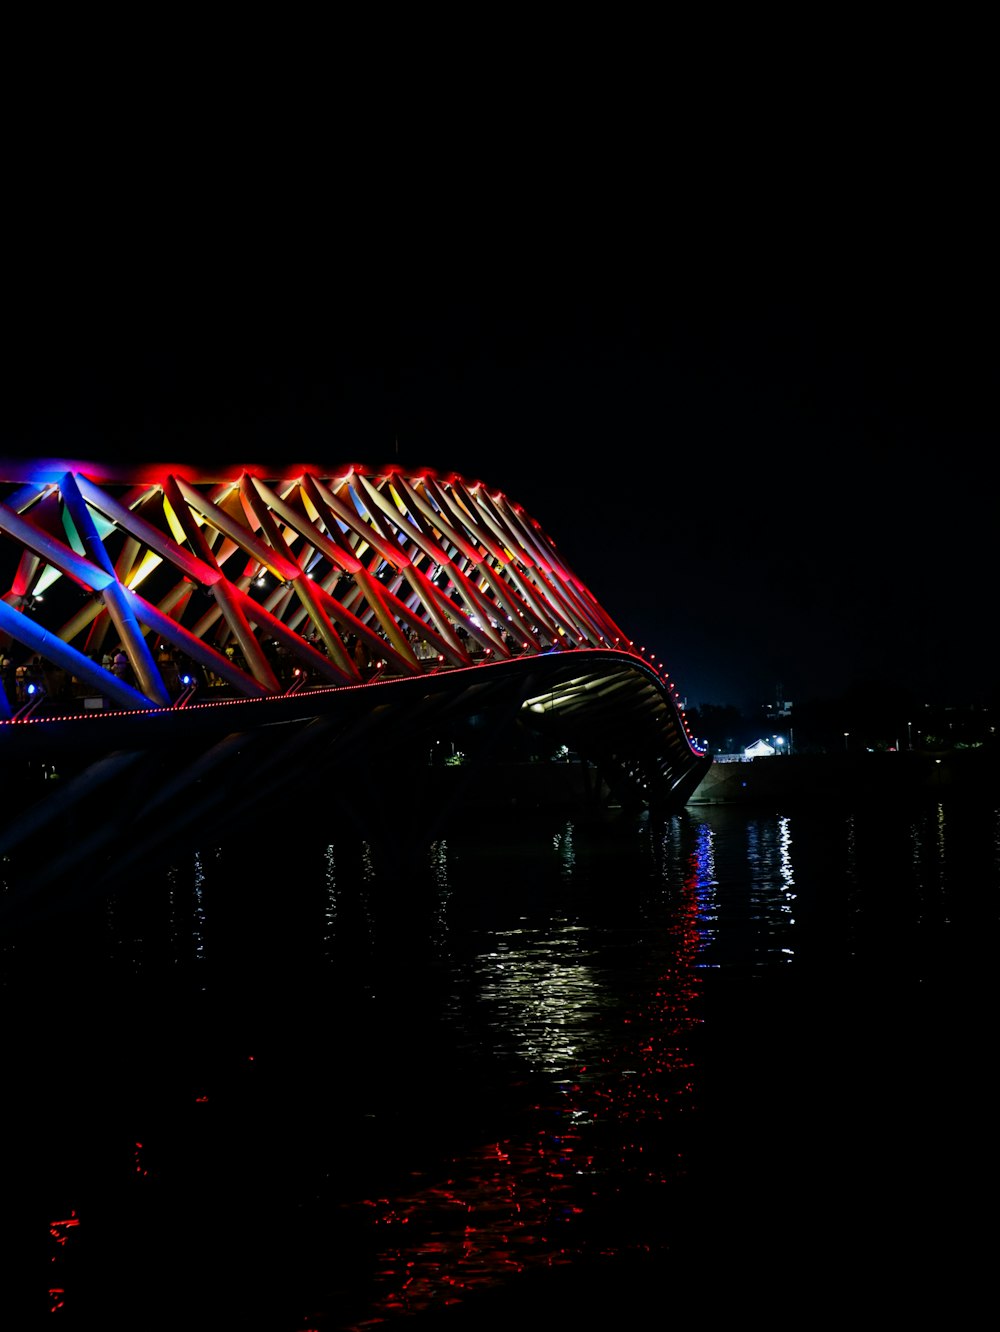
[3,797,995,1327]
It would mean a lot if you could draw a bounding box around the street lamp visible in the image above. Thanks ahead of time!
[844,732,849,752]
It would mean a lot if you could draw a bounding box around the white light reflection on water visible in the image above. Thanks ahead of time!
[474,929,605,1081]
[909,802,947,924]
[346,813,717,1326]
[553,819,576,879]
[165,861,180,957]
[427,838,452,960]
[359,840,377,944]
[191,850,206,974]
[703,812,800,969]
[323,841,338,961]
[934,801,950,922]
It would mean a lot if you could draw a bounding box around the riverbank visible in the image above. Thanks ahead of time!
[375,750,1000,824]
[687,748,999,805]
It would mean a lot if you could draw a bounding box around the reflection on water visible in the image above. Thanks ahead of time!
[3,796,997,1326]
[344,815,716,1326]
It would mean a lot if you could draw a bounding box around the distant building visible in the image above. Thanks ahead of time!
[764,685,793,721]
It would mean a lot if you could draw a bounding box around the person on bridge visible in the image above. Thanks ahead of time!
[157,643,182,697]
[2,655,15,704]
[111,650,135,687]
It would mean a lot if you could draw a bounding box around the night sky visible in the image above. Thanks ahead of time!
[1,246,994,714]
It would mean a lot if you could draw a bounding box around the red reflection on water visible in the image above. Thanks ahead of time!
[134,1141,150,1177]
[342,839,711,1326]
[49,1212,80,1245]
[48,1210,81,1312]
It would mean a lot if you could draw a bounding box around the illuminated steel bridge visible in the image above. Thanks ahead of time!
[0,460,709,919]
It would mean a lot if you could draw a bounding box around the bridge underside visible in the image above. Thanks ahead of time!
[0,651,709,926]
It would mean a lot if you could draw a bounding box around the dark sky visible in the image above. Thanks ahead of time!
[1,243,995,713]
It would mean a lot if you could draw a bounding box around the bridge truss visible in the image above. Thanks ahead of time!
[0,461,709,918]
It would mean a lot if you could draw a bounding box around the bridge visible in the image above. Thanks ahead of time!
[0,461,710,922]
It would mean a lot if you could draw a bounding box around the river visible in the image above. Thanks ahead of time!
[3,790,995,1328]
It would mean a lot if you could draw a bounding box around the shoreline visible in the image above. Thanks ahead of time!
[687,749,999,805]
